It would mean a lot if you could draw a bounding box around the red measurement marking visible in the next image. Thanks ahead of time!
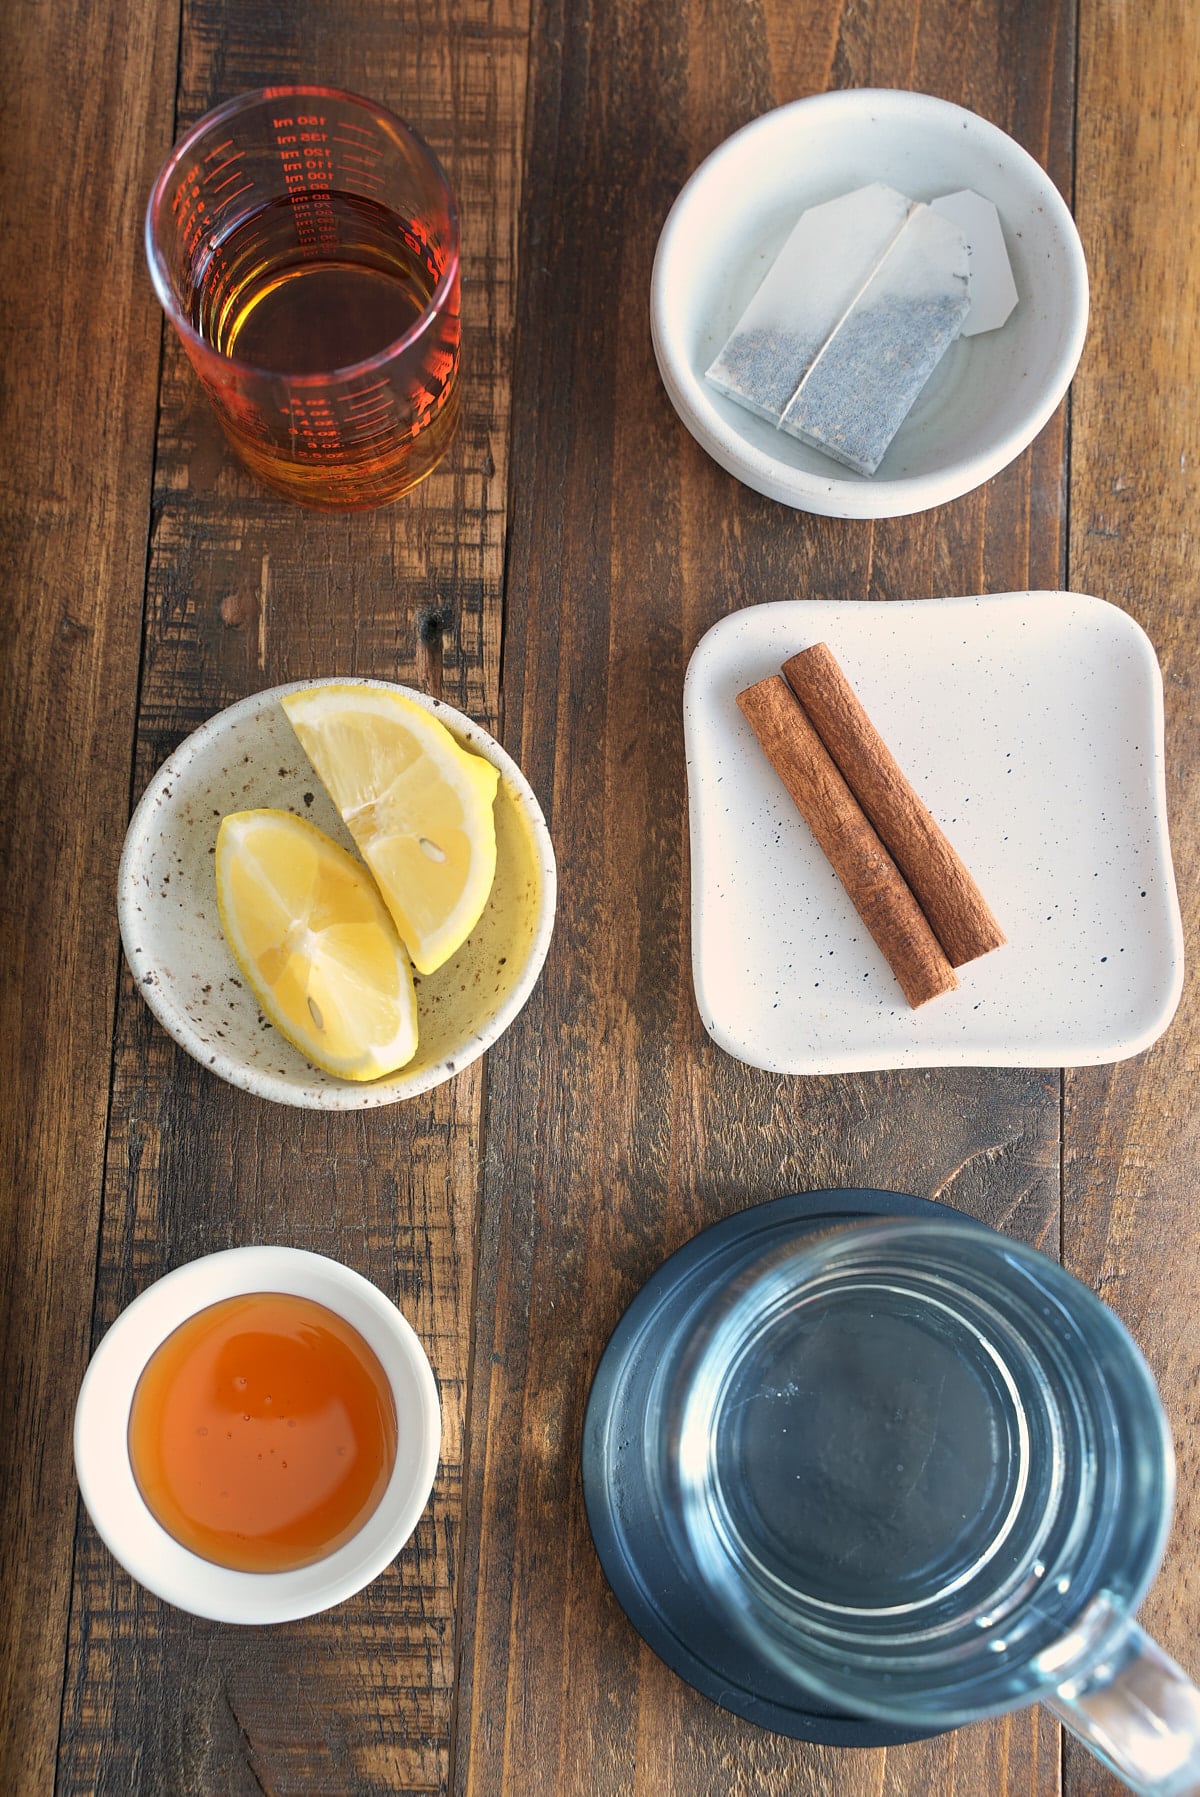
[211,172,252,196]
[210,185,255,221]
[343,405,394,428]
[204,154,243,183]
[203,138,236,163]
[331,120,376,139]
[171,164,202,214]
[400,220,431,256]
[344,386,394,405]
[331,137,383,157]
[343,413,395,434]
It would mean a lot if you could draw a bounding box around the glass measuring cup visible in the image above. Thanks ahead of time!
[145,87,460,510]
[659,1218,1200,1795]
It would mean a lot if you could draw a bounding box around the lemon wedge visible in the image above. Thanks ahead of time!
[281,686,500,975]
[215,809,419,1080]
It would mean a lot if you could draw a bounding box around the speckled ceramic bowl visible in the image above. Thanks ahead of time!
[652,89,1089,518]
[118,680,557,1108]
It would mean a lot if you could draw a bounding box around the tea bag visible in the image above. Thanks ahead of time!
[778,202,969,473]
[706,182,1015,476]
[706,184,917,428]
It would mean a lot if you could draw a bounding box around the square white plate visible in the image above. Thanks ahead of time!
[684,593,1183,1072]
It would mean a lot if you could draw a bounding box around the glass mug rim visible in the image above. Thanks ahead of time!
[144,84,461,389]
[669,1216,1176,1728]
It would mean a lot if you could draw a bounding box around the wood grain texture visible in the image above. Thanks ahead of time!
[1065,1,1200,1790]
[453,1,1073,1792]
[0,0,179,1789]
[16,0,1200,1790]
[51,0,529,1791]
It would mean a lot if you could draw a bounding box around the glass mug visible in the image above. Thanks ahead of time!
[653,1219,1200,1795]
[145,87,461,510]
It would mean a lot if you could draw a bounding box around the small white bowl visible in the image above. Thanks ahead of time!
[73,1246,441,1623]
[118,679,557,1108]
[651,89,1089,518]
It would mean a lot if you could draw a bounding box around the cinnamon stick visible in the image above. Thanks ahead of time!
[782,643,1005,968]
[736,675,958,1009]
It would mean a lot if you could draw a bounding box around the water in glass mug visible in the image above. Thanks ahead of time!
[666,1219,1200,1796]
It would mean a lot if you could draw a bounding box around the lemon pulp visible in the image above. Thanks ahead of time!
[215,809,418,1080]
[281,686,500,975]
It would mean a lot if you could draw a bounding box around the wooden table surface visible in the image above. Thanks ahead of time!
[4,0,1198,1792]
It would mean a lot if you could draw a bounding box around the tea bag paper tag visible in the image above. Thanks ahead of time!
[931,190,1019,336]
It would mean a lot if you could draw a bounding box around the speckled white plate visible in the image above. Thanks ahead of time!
[118,680,557,1108]
[652,89,1088,518]
[684,593,1183,1072]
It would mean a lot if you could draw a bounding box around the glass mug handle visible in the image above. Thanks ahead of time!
[1046,1611,1200,1797]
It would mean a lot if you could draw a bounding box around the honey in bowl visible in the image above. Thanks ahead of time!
[128,1292,398,1573]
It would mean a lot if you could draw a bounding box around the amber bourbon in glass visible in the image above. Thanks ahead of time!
[146,87,460,510]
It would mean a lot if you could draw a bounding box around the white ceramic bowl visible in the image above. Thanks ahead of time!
[118,679,557,1108]
[651,89,1089,518]
[73,1246,441,1623]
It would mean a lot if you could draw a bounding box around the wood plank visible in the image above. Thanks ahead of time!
[455,0,1074,1791]
[1065,2,1200,1790]
[0,0,179,1788]
[54,1,530,1790]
